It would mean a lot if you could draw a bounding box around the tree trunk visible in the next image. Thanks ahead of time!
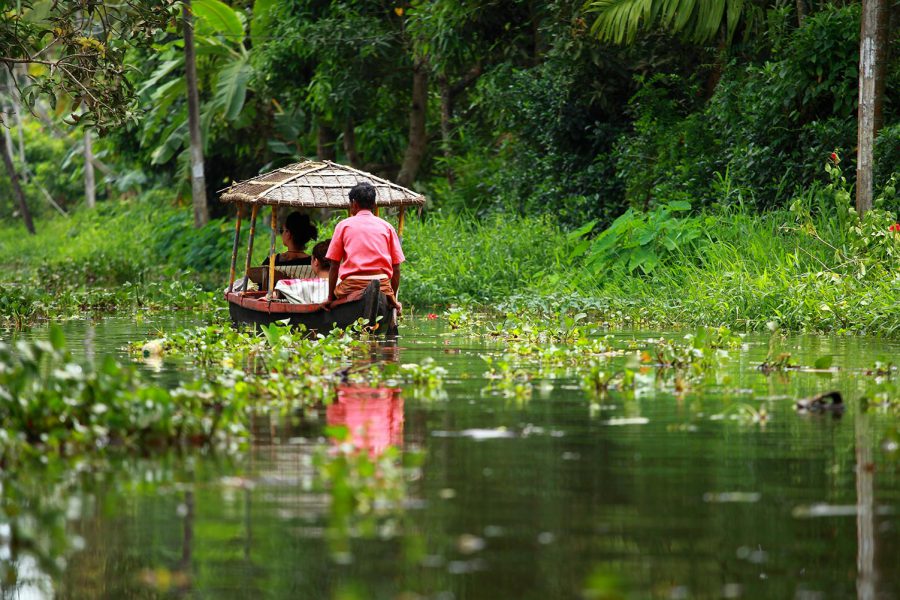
[438,75,455,186]
[342,119,361,167]
[1,131,35,234]
[183,0,209,228]
[84,128,96,208]
[856,0,888,215]
[796,0,807,26]
[317,121,337,161]
[397,59,428,188]
[704,29,728,99]
[9,68,27,183]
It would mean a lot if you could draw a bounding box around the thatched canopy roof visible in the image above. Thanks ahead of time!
[219,160,426,208]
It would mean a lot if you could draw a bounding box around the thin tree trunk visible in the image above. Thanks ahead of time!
[183,0,209,228]
[704,29,728,99]
[317,121,337,161]
[438,75,455,186]
[397,59,428,188]
[10,67,27,183]
[342,118,361,167]
[84,128,96,208]
[1,131,35,234]
[796,0,807,26]
[856,0,888,215]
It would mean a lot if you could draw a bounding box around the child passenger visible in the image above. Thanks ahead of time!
[274,239,331,304]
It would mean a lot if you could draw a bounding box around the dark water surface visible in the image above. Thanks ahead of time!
[2,317,899,599]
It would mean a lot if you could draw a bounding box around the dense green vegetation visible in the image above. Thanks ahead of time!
[1,0,898,333]
[2,175,897,336]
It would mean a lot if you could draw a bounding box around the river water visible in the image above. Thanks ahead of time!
[2,315,898,599]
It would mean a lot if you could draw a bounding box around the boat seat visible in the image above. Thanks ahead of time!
[237,265,317,292]
[275,264,315,279]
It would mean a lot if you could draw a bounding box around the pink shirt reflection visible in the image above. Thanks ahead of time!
[327,385,403,456]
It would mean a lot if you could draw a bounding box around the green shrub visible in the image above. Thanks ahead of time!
[569,200,705,276]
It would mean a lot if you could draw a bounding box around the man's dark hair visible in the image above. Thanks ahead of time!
[348,181,377,210]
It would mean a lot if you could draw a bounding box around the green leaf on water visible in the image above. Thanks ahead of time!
[814,355,834,370]
[48,324,65,351]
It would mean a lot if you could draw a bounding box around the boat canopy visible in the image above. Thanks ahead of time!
[219,160,426,208]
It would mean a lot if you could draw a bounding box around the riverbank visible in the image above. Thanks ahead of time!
[1,188,898,336]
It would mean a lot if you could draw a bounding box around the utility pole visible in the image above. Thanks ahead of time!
[183,0,209,228]
[856,0,888,215]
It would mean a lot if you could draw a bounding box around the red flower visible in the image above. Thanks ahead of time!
[830,152,839,163]
[889,223,900,233]
[427,313,438,320]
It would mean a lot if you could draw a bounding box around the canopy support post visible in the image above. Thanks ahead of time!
[267,205,279,300]
[242,204,260,294]
[397,206,406,237]
[227,203,244,293]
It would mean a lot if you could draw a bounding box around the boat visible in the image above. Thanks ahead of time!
[225,279,394,332]
[219,160,425,335]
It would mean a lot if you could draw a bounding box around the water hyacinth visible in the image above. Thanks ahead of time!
[0,326,248,463]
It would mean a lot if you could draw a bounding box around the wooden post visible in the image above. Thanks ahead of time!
[374,205,379,216]
[227,203,244,293]
[397,207,406,237]
[267,205,278,300]
[242,204,260,294]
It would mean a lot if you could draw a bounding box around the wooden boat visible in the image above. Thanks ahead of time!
[219,160,425,335]
[225,280,396,333]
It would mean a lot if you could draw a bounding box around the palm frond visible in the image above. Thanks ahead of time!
[586,0,757,46]
[587,0,657,45]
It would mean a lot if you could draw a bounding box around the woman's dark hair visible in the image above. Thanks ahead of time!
[284,212,317,246]
[312,239,331,269]
[348,181,377,209]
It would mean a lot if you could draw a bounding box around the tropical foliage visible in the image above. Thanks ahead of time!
[0,0,898,337]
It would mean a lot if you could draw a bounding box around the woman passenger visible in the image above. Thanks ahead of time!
[262,212,317,266]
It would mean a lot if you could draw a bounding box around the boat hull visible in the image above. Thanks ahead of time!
[226,280,397,335]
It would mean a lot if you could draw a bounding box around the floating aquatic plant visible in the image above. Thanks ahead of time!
[0,326,248,464]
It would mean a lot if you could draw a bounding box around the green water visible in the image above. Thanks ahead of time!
[2,317,899,599]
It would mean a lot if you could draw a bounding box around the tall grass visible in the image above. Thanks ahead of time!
[3,192,897,336]
[401,212,571,304]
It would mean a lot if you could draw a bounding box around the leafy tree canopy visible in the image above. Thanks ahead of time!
[1,0,176,130]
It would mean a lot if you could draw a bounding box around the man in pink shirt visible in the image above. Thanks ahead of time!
[325,182,405,311]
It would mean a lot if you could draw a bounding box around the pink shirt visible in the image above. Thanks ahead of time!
[326,210,405,280]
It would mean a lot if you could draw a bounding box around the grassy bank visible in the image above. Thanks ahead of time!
[1,184,898,336]
[409,185,899,336]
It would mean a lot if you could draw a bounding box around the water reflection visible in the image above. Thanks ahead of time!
[3,319,899,598]
[855,403,877,600]
[327,385,404,456]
